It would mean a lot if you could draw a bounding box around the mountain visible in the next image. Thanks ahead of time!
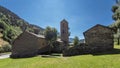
[0,5,44,32]
[29,24,44,34]
[69,38,85,43]
[0,5,44,44]
[79,39,85,43]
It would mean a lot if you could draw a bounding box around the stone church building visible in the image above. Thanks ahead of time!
[10,19,69,58]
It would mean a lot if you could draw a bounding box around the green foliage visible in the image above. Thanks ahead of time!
[1,46,120,68]
[0,5,45,45]
[0,12,23,43]
[115,18,120,28]
[26,27,34,33]
[112,9,120,20]
[110,3,120,45]
[112,5,119,13]
[0,44,11,53]
[2,44,11,52]
[0,20,22,43]
[4,26,22,43]
[44,26,58,43]
[44,26,58,51]
[73,36,79,45]
[0,19,9,29]
[0,47,4,53]
[110,20,120,29]
[17,20,24,26]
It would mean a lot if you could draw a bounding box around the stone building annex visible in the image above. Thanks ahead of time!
[63,24,114,56]
[10,19,114,58]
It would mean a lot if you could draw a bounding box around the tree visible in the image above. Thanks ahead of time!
[44,26,58,53]
[110,1,120,45]
[112,5,119,13]
[73,36,79,45]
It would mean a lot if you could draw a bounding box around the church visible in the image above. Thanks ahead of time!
[10,19,69,58]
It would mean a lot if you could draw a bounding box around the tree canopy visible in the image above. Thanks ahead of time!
[44,26,58,46]
[110,1,120,45]
[73,36,79,46]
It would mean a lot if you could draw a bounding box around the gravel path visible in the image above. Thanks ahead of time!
[0,53,10,59]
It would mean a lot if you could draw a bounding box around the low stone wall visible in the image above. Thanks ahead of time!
[63,43,113,56]
[52,42,64,53]
[10,51,38,58]
[63,43,91,56]
[38,45,51,55]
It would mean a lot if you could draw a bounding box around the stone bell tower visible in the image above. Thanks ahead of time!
[60,19,69,46]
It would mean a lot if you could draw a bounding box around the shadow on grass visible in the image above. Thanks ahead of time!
[41,48,120,57]
[41,53,62,58]
[10,55,38,59]
[92,48,120,56]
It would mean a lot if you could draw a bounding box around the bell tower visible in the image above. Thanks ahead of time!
[60,19,69,45]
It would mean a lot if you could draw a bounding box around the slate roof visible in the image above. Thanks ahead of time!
[84,24,113,34]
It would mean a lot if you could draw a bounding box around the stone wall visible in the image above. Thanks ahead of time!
[84,24,114,52]
[11,31,39,58]
[37,38,49,54]
[63,43,91,56]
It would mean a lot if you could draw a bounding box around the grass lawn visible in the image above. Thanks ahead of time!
[0,46,120,68]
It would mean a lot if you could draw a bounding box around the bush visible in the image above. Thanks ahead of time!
[0,47,4,53]
[2,44,12,52]
[52,41,64,53]
[0,44,12,53]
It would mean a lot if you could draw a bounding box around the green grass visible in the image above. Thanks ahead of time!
[0,46,120,68]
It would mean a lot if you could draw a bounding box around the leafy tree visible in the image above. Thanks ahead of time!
[110,1,120,45]
[112,5,119,13]
[44,26,58,53]
[73,36,79,46]
[112,8,120,21]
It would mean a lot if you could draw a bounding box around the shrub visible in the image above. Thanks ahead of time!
[2,44,12,52]
[0,47,4,53]
[52,41,63,53]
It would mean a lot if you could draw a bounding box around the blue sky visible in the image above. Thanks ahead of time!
[0,0,116,39]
